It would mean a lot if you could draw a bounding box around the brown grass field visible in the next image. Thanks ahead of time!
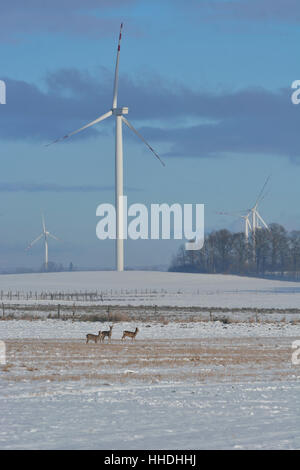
[1,336,296,385]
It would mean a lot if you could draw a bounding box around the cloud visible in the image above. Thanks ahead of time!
[185,0,300,24]
[0,1,139,41]
[0,68,299,161]
[0,71,111,141]
[134,86,300,160]
[0,69,200,142]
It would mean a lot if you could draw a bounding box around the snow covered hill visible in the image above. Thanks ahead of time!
[0,271,300,308]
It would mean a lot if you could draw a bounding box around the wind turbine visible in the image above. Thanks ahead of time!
[217,211,252,243]
[217,176,270,248]
[47,23,164,272]
[26,214,60,271]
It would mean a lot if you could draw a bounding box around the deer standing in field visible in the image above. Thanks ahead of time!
[122,327,139,341]
[100,325,113,343]
[86,330,101,344]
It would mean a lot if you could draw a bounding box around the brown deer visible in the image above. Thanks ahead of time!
[122,327,139,341]
[100,325,113,343]
[86,330,101,344]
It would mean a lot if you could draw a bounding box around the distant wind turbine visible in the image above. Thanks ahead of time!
[216,211,252,243]
[217,176,270,250]
[249,176,270,236]
[26,214,60,271]
[46,23,165,272]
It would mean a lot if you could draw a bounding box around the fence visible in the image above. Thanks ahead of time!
[0,288,171,303]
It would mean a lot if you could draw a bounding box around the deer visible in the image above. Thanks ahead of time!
[86,330,101,344]
[122,327,139,341]
[100,325,113,343]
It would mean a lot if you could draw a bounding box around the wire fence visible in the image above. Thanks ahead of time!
[0,288,172,303]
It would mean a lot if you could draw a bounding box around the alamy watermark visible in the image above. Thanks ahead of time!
[0,341,6,365]
[96,198,204,250]
[292,340,300,365]
[0,80,6,104]
[291,80,300,105]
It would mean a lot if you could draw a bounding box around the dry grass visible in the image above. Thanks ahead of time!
[0,363,13,372]
[2,302,300,324]
[1,336,297,386]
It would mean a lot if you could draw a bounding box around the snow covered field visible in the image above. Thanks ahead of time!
[1,318,300,449]
[1,380,300,450]
[1,270,300,308]
[1,318,300,340]
[1,272,300,449]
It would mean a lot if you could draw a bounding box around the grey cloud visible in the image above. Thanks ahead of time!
[0,1,138,41]
[187,0,300,24]
[0,68,299,161]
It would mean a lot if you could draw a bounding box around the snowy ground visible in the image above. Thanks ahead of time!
[1,319,300,449]
[1,272,300,449]
[1,318,300,340]
[1,380,300,450]
[1,270,300,308]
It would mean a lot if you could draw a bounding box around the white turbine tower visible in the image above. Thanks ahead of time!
[47,23,164,272]
[26,214,60,271]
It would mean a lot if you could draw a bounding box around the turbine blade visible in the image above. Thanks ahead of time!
[259,189,270,205]
[254,175,271,207]
[26,233,43,251]
[46,110,113,146]
[121,117,165,167]
[42,213,46,233]
[48,233,60,242]
[255,211,269,230]
[112,23,124,109]
[216,211,246,217]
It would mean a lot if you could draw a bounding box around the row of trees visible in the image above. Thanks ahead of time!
[2,262,77,274]
[39,262,75,273]
[169,224,300,279]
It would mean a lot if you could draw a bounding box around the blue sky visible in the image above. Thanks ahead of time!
[0,0,300,270]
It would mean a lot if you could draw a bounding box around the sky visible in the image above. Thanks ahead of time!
[0,0,300,270]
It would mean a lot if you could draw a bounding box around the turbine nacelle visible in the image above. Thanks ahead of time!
[112,107,128,116]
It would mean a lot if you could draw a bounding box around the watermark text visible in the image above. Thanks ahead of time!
[0,341,6,365]
[96,198,204,250]
[0,80,6,104]
[292,340,300,365]
[291,80,300,105]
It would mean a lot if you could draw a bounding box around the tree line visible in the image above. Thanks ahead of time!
[169,224,300,279]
